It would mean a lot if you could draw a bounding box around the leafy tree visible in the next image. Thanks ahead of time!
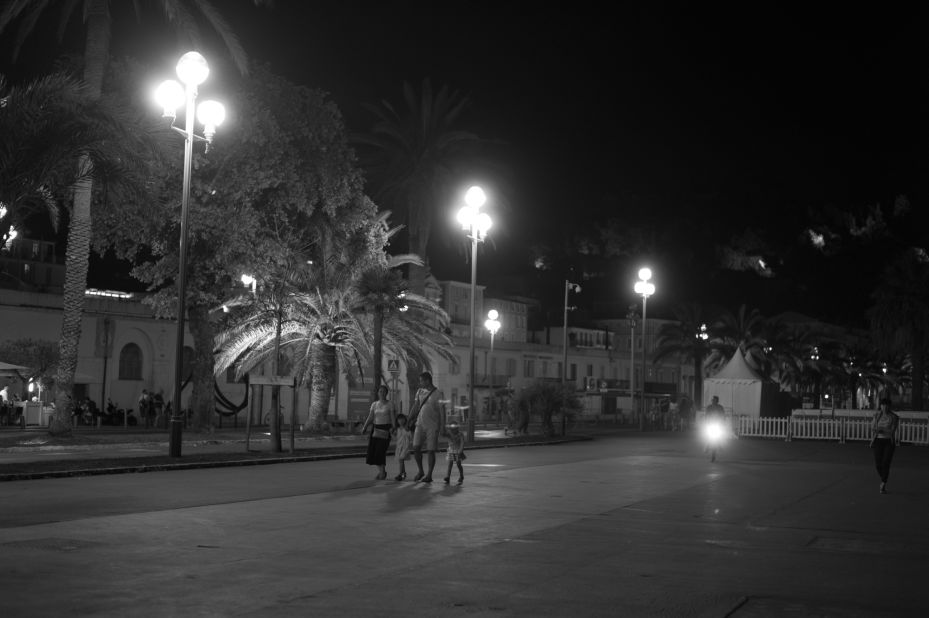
[0,338,59,391]
[867,249,929,409]
[97,63,365,432]
[514,380,582,436]
[0,0,267,435]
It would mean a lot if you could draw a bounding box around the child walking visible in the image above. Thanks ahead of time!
[444,422,466,485]
[393,414,413,481]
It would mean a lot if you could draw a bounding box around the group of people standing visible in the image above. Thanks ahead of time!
[360,371,466,486]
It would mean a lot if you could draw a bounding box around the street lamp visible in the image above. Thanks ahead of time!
[241,273,257,295]
[562,280,581,386]
[457,185,492,442]
[633,267,655,431]
[626,306,638,421]
[155,51,226,458]
[695,323,708,408]
[484,309,501,423]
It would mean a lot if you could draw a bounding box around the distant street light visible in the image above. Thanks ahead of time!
[634,267,655,431]
[484,309,501,423]
[562,280,582,385]
[695,323,708,408]
[457,186,492,442]
[155,51,226,458]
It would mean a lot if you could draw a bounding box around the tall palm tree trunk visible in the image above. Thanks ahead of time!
[408,229,427,295]
[187,305,216,432]
[51,171,92,434]
[308,339,335,428]
[51,2,110,436]
[371,309,384,402]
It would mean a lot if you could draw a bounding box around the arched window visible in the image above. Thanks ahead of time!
[118,343,143,380]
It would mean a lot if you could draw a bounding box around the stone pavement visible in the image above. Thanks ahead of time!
[0,432,926,616]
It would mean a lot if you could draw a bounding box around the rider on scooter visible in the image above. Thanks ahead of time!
[703,396,726,461]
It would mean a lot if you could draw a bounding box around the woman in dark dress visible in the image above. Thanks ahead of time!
[870,397,900,494]
[361,385,397,480]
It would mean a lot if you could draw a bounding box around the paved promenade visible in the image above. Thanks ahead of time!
[0,431,926,617]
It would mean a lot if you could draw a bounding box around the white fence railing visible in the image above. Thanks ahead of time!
[734,415,929,445]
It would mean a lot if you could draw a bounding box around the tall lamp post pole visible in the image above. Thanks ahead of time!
[457,186,492,442]
[626,306,638,425]
[562,280,581,385]
[634,268,655,431]
[484,310,500,424]
[155,52,225,458]
[695,323,708,409]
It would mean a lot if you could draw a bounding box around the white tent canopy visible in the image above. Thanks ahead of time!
[0,361,31,376]
[703,349,778,417]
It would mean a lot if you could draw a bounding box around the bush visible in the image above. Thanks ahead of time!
[515,381,582,436]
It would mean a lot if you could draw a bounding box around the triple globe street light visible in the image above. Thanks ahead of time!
[155,51,226,458]
[457,186,492,442]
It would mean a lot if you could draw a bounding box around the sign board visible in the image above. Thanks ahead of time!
[248,375,297,387]
[387,359,400,375]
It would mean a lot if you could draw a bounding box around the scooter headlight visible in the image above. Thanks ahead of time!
[704,421,724,441]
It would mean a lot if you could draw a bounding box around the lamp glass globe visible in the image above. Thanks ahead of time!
[176,51,209,86]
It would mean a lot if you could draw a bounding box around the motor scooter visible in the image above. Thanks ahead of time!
[703,417,726,462]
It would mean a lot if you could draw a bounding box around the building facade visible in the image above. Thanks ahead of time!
[0,277,694,427]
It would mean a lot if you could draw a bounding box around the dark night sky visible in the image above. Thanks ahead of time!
[3,2,928,325]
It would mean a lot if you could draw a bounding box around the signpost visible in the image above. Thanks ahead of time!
[388,359,401,412]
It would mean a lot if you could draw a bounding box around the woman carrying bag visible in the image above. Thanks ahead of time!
[361,385,398,480]
[870,397,900,494]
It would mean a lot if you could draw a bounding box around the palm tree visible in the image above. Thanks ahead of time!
[706,304,767,373]
[214,218,455,431]
[652,302,715,407]
[354,255,421,400]
[0,0,266,435]
[867,249,929,409]
[0,73,133,238]
[1,73,152,432]
[353,79,484,293]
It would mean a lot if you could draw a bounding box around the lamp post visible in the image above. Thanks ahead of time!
[626,306,638,424]
[484,309,500,424]
[562,280,582,385]
[633,267,655,431]
[155,52,226,458]
[695,323,708,409]
[457,186,492,442]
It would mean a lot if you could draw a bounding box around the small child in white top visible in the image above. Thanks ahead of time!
[444,422,466,485]
[393,414,412,481]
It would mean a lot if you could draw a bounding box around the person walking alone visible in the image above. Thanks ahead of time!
[870,397,900,494]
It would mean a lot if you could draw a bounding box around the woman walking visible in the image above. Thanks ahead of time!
[870,397,900,494]
[361,385,397,480]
